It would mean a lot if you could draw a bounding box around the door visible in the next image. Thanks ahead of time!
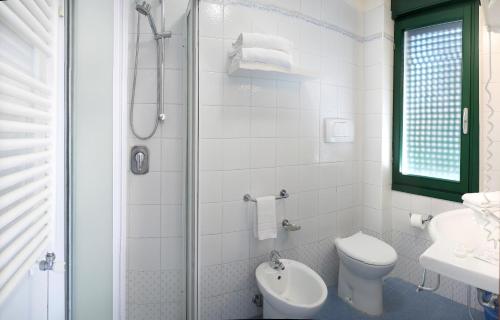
[0,0,66,319]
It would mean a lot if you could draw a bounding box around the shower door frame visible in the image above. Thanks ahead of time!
[112,0,129,319]
[186,1,200,319]
[112,0,200,319]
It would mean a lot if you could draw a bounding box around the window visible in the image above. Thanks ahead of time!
[392,1,479,202]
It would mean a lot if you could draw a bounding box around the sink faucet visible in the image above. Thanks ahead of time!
[270,250,285,270]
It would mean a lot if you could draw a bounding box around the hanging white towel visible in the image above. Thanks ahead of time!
[254,196,277,240]
[229,48,293,70]
[232,32,293,54]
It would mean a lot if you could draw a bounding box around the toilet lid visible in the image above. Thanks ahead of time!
[335,232,397,266]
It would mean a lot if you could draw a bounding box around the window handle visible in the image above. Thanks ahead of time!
[463,107,469,135]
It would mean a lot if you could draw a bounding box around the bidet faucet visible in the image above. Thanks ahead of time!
[270,250,285,270]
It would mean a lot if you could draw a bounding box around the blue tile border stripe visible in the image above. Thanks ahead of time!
[202,0,394,43]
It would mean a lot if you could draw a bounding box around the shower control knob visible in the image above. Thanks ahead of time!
[135,152,145,171]
[159,113,166,121]
[131,146,149,175]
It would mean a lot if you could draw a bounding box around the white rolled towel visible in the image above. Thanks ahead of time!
[229,47,292,69]
[232,32,293,54]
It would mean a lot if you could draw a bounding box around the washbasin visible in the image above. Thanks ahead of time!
[428,208,488,252]
[420,208,499,294]
[256,259,327,319]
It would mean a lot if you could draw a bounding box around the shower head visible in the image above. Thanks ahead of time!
[135,1,160,37]
[135,1,152,16]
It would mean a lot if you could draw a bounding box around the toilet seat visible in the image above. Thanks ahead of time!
[335,232,397,266]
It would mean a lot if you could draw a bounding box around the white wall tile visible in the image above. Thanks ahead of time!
[200,37,225,72]
[161,205,183,237]
[162,105,186,138]
[223,138,251,170]
[223,201,250,232]
[299,110,320,137]
[300,81,321,109]
[200,234,222,266]
[298,165,320,191]
[200,72,224,105]
[165,35,185,69]
[129,172,161,205]
[223,5,253,39]
[161,139,184,171]
[250,138,276,168]
[276,80,300,109]
[161,171,183,205]
[277,194,299,220]
[250,168,277,197]
[251,78,276,107]
[224,76,251,106]
[164,69,184,104]
[199,2,223,37]
[317,212,337,240]
[250,107,276,138]
[199,171,223,203]
[128,238,161,270]
[223,106,251,138]
[319,188,338,214]
[276,139,299,166]
[277,166,299,194]
[319,163,339,189]
[277,108,300,138]
[222,170,250,202]
[298,138,319,164]
[337,185,354,210]
[222,231,250,263]
[298,191,319,218]
[200,139,224,171]
[128,104,161,139]
[200,203,223,235]
[161,237,184,270]
[129,205,161,237]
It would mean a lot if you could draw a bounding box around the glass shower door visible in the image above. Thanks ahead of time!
[125,0,188,319]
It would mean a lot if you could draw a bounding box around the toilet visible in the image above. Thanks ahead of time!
[335,231,397,316]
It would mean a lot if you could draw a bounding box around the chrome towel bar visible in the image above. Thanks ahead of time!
[243,189,289,202]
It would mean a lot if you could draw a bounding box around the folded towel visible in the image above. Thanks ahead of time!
[253,196,277,240]
[229,48,292,70]
[463,191,500,220]
[232,32,293,54]
[462,191,500,208]
[464,202,500,219]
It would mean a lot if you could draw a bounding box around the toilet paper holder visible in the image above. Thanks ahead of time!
[409,212,433,225]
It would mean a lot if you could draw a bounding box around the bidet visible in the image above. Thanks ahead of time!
[255,259,327,319]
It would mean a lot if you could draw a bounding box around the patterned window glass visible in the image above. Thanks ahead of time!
[401,20,463,181]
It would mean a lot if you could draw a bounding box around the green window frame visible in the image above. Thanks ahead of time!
[392,0,479,202]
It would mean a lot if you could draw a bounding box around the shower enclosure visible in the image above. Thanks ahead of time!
[120,0,197,319]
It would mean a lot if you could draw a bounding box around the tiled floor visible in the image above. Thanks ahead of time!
[317,278,484,320]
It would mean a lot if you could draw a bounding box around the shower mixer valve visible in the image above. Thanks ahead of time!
[131,146,149,175]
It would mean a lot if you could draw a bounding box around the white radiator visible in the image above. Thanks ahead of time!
[0,0,58,304]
